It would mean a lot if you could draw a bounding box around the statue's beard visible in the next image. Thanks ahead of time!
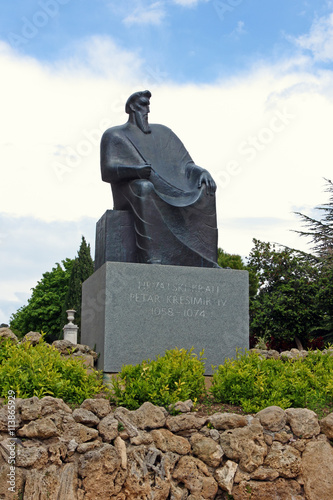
[135,112,151,134]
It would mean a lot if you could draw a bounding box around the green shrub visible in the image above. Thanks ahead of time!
[111,347,206,410]
[211,350,333,413]
[0,337,104,404]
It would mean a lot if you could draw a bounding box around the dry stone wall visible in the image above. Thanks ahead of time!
[1,397,333,499]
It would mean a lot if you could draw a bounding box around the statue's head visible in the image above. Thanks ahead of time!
[126,90,151,133]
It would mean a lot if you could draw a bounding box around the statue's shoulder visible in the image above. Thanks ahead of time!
[101,124,127,141]
[150,123,181,140]
[150,123,173,134]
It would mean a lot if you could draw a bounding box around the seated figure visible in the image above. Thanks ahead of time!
[100,90,219,267]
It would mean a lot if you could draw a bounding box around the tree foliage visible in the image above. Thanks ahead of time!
[9,236,94,343]
[247,239,323,348]
[218,248,258,299]
[10,259,73,342]
[248,180,333,349]
[62,236,94,334]
[294,178,333,265]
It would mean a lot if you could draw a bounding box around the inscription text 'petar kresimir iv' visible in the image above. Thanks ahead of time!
[129,280,227,319]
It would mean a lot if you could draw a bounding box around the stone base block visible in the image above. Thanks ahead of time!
[81,262,249,375]
[94,210,137,271]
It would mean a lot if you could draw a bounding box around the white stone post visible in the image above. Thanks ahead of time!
[63,309,78,344]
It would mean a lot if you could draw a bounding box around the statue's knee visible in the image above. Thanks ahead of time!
[130,179,154,197]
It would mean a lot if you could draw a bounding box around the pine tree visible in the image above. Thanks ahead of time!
[294,178,333,265]
[292,179,333,342]
[62,236,94,337]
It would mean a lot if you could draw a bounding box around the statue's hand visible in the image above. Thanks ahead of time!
[137,164,152,179]
[198,171,216,195]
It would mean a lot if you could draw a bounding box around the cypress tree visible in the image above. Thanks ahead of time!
[62,236,94,338]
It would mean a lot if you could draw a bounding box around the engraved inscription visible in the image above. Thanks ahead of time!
[129,280,226,318]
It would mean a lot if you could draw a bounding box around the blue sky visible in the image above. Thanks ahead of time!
[1,0,333,325]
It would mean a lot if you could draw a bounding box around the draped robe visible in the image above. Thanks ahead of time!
[100,121,218,267]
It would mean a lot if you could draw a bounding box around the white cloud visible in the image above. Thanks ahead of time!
[123,2,166,26]
[227,20,246,39]
[2,34,333,322]
[293,12,333,62]
[172,0,209,6]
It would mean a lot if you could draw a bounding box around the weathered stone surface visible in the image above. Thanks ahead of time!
[52,339,76,354]
[114,436,127,469]
[173,455,218,499]
[76,440,101,454]
[24,463,78,500]
[209,429,220,441]
[250,466,279,481]
[122,445,174,499]
[75,343,99,359]
[301,439,333,500]
[233,468,251,484]
[17,416,59,439]
[78,444,125,499]
[80,398,111,418]
[97,413,119,442]
[264,441,301,478]
[73,408,100,427]
[68,439,79,455]
[22,331,42,345]
[40,396,72,416]
[0,327,18,342]
[219,423,267,473]
[20,396,42,420]
[68,352,95,367]
[285,407,320,438]
[208,412,248,430]
[166,413,207,434]
[280,348,307,360]
[62,421,99,444]
[292,438,307,453]
[4,395,333,500]
[190,432,223,467]
[121,445,165,498]
[16,441,48,468]
[0,404,22,431]
[232,478,304,500]
[0,463,25,499]
[130,429,154,445]
[169,399,194,413]
[264,433,273,446]
[214,460,238,494]
[169,481,190,500]
[48,440,68,465]
[114,407,139,437]
[256,406,287,431]
[266,349,280,359]
[274,430,292,444]
[320,412,333,438]
[151,428,191,455]
[131,401,167,429]
[0,438,17,464]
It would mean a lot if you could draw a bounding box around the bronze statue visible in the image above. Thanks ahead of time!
[100,90,219,267]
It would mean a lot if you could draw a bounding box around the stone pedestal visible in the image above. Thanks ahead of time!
[94,210,137,271]
[81,262,249,375]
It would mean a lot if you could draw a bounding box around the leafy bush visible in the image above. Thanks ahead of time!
[0,337,104,404]
[211,350,333,413]
[111,347,206,410]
